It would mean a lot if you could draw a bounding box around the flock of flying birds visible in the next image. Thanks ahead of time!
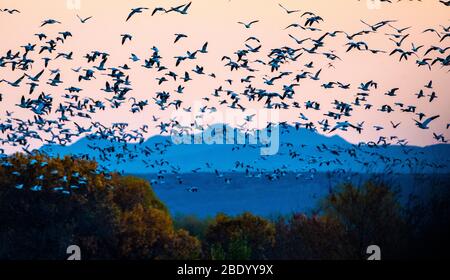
[0,1,449,192]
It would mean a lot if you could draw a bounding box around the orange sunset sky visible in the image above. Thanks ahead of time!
[0,0,449,151]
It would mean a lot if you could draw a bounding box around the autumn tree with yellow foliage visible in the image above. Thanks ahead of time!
[0,153,201,260]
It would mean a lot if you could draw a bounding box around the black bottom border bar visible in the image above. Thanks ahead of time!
[0,260,446,279]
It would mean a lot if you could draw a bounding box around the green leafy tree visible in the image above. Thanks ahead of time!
[204,213,275,260]
[321,181,409,259]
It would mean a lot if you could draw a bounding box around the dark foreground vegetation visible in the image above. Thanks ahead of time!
[0,154,449,260]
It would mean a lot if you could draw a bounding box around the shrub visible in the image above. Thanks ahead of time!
[173,215,213,240]
[320,181,409,259]
[274,214,352,260]
[204,213,275,260]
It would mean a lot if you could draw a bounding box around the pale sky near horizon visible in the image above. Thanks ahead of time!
[0,0,449,151]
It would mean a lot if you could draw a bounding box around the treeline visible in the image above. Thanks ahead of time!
[0,154,448,260]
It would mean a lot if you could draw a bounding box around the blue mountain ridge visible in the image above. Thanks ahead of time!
[40,124,450,174]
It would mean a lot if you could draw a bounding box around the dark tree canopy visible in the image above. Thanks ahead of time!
[0,153,200,260]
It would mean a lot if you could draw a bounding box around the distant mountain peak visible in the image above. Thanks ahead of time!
[40,123,450,174]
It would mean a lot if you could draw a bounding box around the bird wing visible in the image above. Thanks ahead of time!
[423,115,440,126]
[35,70,44,79]
[14,75,25,84]
[126,10,136,21]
